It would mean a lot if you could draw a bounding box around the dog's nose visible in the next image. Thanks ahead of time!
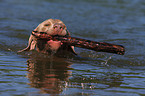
[53,23,64,31]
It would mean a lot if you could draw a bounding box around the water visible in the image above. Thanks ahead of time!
[0,0,145,95]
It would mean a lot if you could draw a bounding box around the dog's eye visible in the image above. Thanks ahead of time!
[44,24,50,26]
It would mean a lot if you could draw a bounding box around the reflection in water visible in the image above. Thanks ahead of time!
[26,53,123,95]
[26,54,72,94]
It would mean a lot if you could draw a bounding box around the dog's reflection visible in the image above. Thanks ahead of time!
[26,53,123,94]
[26,55,72,94]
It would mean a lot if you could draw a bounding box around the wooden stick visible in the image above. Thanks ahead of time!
[32,31,125,55]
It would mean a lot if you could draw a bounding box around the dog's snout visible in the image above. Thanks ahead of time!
[53,23,64,30]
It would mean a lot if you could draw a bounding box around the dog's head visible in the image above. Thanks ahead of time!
[18,19,76,55]
[34,19,69,36]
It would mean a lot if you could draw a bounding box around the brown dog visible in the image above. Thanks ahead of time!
[18,19,76,55]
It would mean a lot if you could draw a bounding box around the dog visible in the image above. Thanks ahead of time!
[18,19,77,56]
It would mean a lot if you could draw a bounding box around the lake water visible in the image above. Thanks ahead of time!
[0,0,145,96]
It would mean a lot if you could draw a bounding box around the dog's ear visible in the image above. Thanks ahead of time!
[17,34,37,53]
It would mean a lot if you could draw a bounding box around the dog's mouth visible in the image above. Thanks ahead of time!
[32,30,66,41]
[32,30,47,34]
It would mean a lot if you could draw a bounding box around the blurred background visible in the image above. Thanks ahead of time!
[0,0,145,95]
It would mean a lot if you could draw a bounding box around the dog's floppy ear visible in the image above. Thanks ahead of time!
[17,33,37,53]
[17,25,41,53]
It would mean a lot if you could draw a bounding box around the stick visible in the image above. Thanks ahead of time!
[32,31,125,55]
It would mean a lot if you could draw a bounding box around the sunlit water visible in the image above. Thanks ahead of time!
[0,0,145,96]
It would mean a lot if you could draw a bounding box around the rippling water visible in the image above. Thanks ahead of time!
[0,0,145,95]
